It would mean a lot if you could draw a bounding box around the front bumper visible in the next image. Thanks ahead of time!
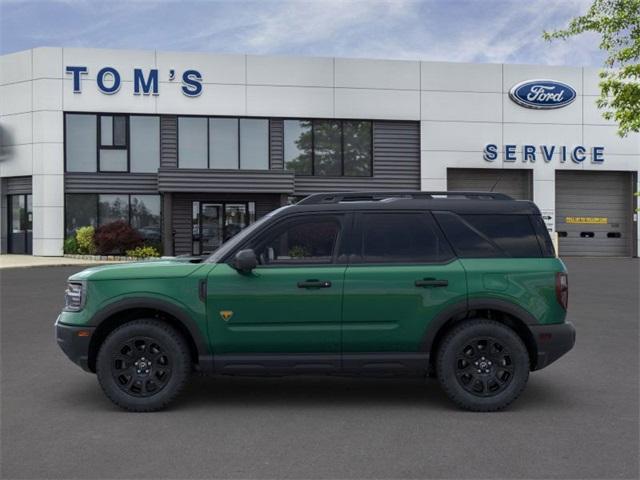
[55,316,95,373]
[530,321,576,370]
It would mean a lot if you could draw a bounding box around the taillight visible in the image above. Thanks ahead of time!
[556,272,568,310]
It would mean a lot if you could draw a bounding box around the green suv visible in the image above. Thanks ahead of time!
[55,191,575,412]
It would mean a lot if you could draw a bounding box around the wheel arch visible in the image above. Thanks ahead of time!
[423,299,539,370]
[87,298,209,373]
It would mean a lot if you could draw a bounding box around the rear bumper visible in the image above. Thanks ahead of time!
[530,321,576,370]
[55,316,95,373]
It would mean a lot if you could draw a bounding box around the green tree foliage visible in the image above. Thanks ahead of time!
[543,0,640,136]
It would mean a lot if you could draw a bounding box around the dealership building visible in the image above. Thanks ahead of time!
[0,47,638,257]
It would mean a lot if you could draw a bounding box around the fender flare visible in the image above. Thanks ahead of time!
[90,297,210,359]
[421,297,537,354]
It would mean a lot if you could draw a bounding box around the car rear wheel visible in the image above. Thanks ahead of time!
[96,319,191,412]
[436,319,529,412]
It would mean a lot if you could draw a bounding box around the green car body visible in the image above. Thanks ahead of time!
[55,191,575,411]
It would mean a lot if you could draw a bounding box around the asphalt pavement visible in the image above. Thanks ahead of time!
[1,258,638,479]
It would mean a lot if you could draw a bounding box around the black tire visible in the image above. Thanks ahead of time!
[436,319,529,412]
[96,319,191,412]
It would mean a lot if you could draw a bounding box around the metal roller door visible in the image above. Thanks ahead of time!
[447,168,533,200]
[555,171,634,257]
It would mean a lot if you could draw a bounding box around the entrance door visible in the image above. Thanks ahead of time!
[8,194,32,254]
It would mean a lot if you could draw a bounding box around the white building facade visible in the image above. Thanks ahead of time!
[1,47,638,257]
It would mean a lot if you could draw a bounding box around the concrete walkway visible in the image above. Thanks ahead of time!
[0,254,105,269]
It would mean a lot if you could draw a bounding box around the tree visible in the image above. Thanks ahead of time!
[543,0,640,136]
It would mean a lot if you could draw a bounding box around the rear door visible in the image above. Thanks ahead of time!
[341,211,467,370]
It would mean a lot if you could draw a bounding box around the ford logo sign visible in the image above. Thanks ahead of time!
[509,79,577,109]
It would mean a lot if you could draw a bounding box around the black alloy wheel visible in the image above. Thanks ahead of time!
[96,319,191,412]
[436,319,530,412]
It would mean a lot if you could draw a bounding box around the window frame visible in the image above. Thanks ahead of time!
[97,114,129,172]
[177,115,271,170]
[349,210,456,266]
[284,118,373,177]
[64,112,161,174]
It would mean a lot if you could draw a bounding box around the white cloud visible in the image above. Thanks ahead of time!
[0,0,606,66]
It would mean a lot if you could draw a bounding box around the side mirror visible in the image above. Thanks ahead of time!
[233,249,258,274]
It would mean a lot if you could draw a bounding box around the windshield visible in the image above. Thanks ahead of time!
[205,205,291,263]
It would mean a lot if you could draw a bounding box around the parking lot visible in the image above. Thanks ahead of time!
[1,258,638,479]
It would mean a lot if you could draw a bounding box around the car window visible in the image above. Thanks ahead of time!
[253,215,342,266]
[434,211,543,258]
[359,212,453,264]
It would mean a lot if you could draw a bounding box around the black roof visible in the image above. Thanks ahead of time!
[285,191,541,215]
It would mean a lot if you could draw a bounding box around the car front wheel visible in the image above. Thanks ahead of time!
[96,319,191,412]
[436,319,530,412]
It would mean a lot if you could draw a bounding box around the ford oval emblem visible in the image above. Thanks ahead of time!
[509,79,577,109]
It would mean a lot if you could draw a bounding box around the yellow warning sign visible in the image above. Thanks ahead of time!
[565,217,608,225]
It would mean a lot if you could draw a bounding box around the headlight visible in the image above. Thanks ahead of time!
[64,282,85,311]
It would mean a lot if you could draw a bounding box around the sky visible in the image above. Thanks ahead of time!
[0,0,605,66]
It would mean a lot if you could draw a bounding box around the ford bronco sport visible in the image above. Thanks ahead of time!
[56,191,575,412]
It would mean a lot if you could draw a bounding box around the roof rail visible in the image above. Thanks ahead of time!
[297,191,513,205]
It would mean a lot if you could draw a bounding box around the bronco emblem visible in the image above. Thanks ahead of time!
[219,310,234,322]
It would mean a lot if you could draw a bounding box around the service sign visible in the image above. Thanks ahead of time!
[509,79,577,109]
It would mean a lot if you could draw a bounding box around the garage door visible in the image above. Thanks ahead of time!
[556,171,634,257]
[447,168,533,200]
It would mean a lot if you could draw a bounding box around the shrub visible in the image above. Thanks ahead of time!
[94,221,143,255]
[126,245,160,258]
[63,236,78,254]
[75,226,96,255]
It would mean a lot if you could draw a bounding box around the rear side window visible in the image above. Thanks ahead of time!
[359,212,454,263]
[530,215,556,257]
[434,212,543,258]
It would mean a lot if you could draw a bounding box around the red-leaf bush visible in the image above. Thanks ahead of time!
[94,220,143,255]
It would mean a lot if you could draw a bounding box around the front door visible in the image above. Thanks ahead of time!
[8,194,32,254]
[207,213,348,361]
[341,212,467,370]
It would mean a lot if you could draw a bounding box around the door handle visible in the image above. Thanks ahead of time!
[415,278,448,288]
[297,280,332,289]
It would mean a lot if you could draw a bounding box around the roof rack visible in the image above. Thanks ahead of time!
[297,191,513,205]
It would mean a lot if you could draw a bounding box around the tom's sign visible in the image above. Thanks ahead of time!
[509,79,576,109]
[65,66,203,97]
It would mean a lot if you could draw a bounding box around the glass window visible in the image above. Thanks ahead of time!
[113,116,127,146]
[192,201,201,255]
[100,116,113,146]
[460,214,543,258]
[530,214,556,257]
[254,215,341,265]
[10,195,24,233]
[343,121,371,176]
[65,114,97,172]
[240,119,268,170]
[131,195,161,245]
[100,115,127,147]
[130,116,160,173]
[98,195,129,226]
[178,117,208,168]
[313,120,341,176]
[434,212,501,258]
[65,194,97,236]
[284,120,312,175]
[210,118,238,169]
[99,149,127,172]
[224,204,248,242]
[360,213,453,263]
